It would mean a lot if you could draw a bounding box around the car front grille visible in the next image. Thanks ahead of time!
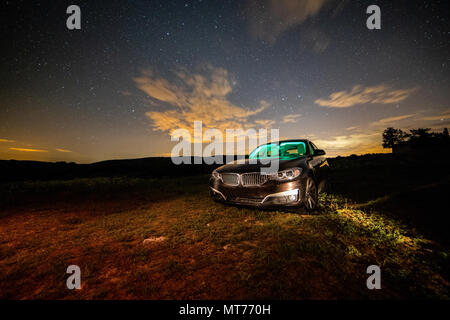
[241,173,269,186]
[221,172,269,186]
[221,173,239,186]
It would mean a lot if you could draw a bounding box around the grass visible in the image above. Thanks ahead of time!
[0,155,449,299]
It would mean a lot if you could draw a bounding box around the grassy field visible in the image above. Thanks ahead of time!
[0,154,449,299]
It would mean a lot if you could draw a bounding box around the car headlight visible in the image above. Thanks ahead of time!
[212,170,221,180]
[271,168,302,181]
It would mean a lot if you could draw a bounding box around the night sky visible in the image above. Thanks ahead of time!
[1,0,449,162]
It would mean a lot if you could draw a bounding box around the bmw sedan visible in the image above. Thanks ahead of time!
[209,140,329,211]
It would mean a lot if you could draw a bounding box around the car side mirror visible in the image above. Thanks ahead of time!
[315,149,326,156]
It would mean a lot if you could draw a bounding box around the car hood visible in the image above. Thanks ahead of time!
[215,157,307,174]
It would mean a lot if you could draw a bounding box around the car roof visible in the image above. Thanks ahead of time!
[262,139,310,145]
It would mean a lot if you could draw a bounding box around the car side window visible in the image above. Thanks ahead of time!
[310,142,320,155]
[308,142,315,155]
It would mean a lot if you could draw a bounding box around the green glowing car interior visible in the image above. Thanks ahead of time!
[249,141,307,160]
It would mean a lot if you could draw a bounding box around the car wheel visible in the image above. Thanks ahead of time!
[302,176,318,212]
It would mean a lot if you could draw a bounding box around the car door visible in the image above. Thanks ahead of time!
[308,141,328,185]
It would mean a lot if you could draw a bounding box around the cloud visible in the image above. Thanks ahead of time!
[135,66,271,137]
[0,139,15,143]
[254,119,276,127]
[315,84,417,108]
[246,0,329,44]
[370,114,416,127]
[282,114,302,123]
[414,109,450,129]
[420,109,450,121]
[56,148,72,153]
[135,70,184,106]
[314,132,388,157]
[9,147,48,153]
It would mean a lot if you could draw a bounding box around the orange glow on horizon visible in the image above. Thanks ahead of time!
[9,147,48,153]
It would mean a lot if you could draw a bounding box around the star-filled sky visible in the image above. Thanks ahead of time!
[1,0,449,162]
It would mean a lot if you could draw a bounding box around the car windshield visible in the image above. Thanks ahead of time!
[249,141,307,160]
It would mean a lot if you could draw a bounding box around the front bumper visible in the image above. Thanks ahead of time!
[209,177,303,207]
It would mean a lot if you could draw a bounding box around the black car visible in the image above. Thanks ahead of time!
[209,139,329,211]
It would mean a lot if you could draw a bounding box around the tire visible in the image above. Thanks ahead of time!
[301,176,318,212]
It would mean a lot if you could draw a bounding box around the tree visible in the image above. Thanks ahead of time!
[408,128,434,147]
[443,128,449,139]
[409,128,432,139]
[382,127,408,149]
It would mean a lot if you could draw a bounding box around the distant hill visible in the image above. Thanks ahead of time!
[3,152,437,182]
[0,156,245,182]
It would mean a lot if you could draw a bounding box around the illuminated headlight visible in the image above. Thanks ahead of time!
[271,168,302,181]
[212,170,221,180]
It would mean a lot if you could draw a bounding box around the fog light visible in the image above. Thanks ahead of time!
[272,197,287,204]
[261,189,299,205]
